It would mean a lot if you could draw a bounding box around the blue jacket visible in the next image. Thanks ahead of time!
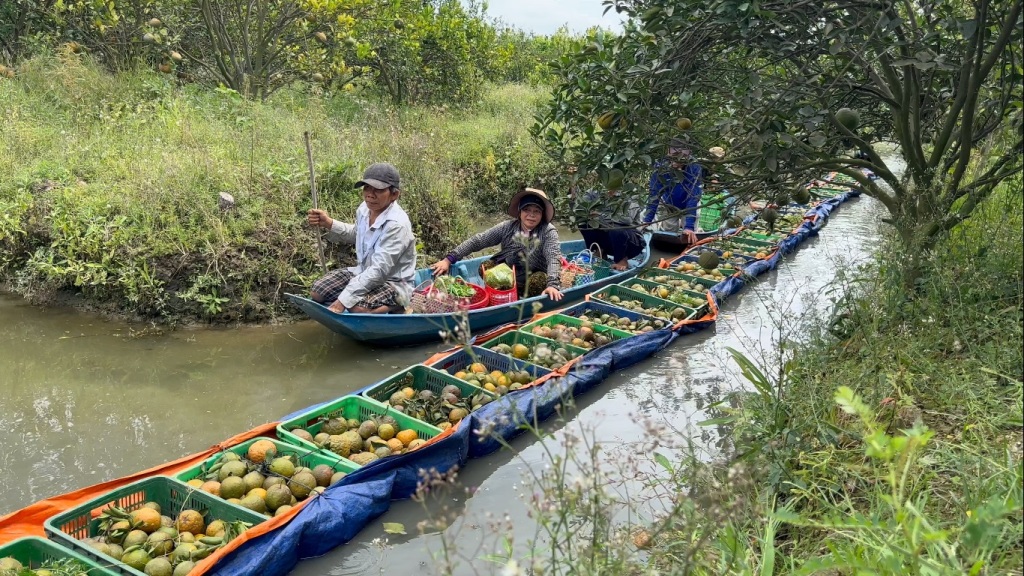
[643,160,704,230]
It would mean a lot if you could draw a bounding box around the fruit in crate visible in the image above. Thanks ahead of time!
[378,372,493,430]
[453,363,535,393]
[296,412,428,463]
[697,250,719,270]
[672,264,731,280]
[576,311,668,333]
[625,283,704,309]
[0,556,99,575]
[528,321,615,349]
[710,240,761,259]
[85,502,251,575]
[184,444,346,516]
[592,293,691,320]
[644,274,711,294]
[489,340,579,369]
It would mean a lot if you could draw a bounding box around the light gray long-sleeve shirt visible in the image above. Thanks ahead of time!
[326,201,416,308]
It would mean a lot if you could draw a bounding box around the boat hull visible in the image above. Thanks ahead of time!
[287,238,651,346]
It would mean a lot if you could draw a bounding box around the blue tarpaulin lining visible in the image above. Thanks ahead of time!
[211,189,858,576]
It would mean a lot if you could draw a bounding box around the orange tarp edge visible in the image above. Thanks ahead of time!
[0,422,277,545]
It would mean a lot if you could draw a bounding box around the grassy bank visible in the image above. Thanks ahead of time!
[0,54,562,323]
[706,185,1024,573]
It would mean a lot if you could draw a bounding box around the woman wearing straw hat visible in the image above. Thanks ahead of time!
[430,188,564,301]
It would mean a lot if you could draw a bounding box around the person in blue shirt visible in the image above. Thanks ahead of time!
[643,138,705,245]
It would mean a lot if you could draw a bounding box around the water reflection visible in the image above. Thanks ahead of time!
[0,298,443,514]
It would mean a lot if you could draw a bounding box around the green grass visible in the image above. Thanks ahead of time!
[0,54,562,322]
[701,185,1024,573]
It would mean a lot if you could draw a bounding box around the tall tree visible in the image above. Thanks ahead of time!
[535,0,1023,275]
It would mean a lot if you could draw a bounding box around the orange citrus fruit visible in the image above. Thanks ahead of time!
[200,480,221,496]
[246,439,277,464]
[130,507,162,533]
[176,510,205,536]
[396,429,417,447]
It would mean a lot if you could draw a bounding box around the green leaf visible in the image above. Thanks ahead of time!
[653,451,673,474]
[383,522,406,535]
[698,416,736,426]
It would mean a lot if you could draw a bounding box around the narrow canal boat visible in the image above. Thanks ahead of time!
[286,237,653,346]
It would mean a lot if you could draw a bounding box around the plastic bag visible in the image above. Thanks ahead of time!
[484,263,515,290]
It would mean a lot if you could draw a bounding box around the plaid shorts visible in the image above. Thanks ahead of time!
[311,269,402,310]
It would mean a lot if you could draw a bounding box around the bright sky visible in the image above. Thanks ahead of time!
[480,0,624,35]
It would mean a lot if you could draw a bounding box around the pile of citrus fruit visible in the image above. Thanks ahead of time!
[79,501,250,576]
[374,375,495,430]
[592,293,692,321]
[184,439,345,517]
[487,340,580,370]
[0,555,96,575]
[292,415,427,465]
[624,282,705,309]
[527,322,616,349]
[574,311,669,334]
[673,261,734,281]
[452,362,535,394]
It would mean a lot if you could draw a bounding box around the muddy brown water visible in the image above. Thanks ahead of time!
[0,197,884,574]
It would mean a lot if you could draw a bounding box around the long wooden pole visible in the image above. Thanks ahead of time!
[304,131,328,275]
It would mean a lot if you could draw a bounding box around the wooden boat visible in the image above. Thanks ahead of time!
[286,237,653,346]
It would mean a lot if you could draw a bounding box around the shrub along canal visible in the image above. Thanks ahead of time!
[0,197,883,574]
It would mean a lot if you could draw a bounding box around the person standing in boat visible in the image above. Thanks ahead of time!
[429,188,564,301]
[306,162,416,314]
[642,137,705,245]
[575,185,645,271]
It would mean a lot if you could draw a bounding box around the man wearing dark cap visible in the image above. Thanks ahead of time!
[307,162,416,314]
[642,137,705,245]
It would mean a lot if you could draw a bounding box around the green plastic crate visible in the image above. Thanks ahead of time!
[738,230,786,243]
[427,346,552,383]
[478,330,588,371]
[362,364,495,406]
[662,265,733,288]
[590,285,700,321]
[175,436,358,501]
[619,277,708,310]
[723,235,777,248]
[0,536,118,576]
[697,193,728,232]
[519,313,633,348]
[559,300,672,334]
[637,269,717,298]
[44,476,266,576]
[277,395,440,461]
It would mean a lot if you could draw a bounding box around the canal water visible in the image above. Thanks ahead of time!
[0,195,884,574]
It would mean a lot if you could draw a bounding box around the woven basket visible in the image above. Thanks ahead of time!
[410,278,473,314]
[560,249,595,287]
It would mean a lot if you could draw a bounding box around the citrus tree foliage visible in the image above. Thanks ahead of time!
[339,0,497,104]
[535,0,1023,253]
[165,0,365,98]
[0,0,171,69]
[0,1,57,62]
[0,0,366,97]
[489,26,591,85]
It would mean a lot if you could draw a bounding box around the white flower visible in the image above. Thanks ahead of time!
[501,559,526,576]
